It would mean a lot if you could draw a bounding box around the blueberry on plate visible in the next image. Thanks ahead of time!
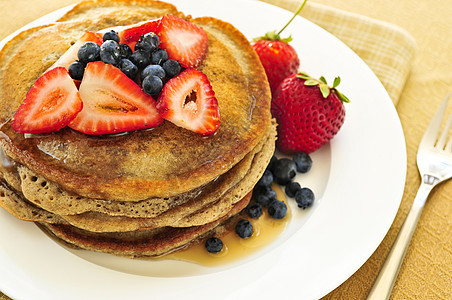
[68,60,85,80]
[142,75,163,96]
[246,203,263,219]
[268,200,287,219]
[100,40,121,65]
[77,42,100,64]
[102,30,120,43]
[141,64,166,80]
[295,187,315,209]
[118,58,138,79]
[162,59,181,78]
[130,49,151,69]
[253,185,277,206]
[285,181,301,198]
[293,152,312,173]
[235,219,253,238]
[266,155,278,173]
[205,237,223,253]
[273,158,297,185]
[151,48,168,65]
[256,169,273,187]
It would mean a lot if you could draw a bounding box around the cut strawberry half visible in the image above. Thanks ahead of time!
[12,67,83,134]
[50,31,102,70]
[98,18,162,45]
[68,61,162,135]
[156,68,220,136]
[158,15,208,68]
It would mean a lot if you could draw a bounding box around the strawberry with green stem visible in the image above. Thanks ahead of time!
[271,72,349,154]
[251,0,307,94]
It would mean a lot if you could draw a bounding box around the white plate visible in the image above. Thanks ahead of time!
[0,0,406,299]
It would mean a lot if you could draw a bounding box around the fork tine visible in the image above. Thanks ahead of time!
[446,114,452,152]
[420,93,451,148]
[436,110,452,149]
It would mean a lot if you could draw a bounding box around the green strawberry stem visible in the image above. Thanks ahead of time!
[297,72,350,103]
[277,0,308,36]
[253,0,307,42]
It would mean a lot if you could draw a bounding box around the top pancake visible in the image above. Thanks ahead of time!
[0,0,272,201]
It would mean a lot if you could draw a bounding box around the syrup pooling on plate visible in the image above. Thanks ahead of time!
[161,184,290,266]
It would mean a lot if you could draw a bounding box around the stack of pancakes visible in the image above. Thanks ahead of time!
[0,0,275,258]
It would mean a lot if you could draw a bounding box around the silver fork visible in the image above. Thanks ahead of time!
[368,93,452,299]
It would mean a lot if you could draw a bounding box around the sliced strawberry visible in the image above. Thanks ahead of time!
[156,68,220,135]
[50,32,103,70]
[12,67,83,134]
[97,18,162,45]
[69,61,162,135]
[157,15,208,68]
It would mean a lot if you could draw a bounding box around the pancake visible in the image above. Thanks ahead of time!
[0,0,275,258]
[38,193,251,258]
[0,0,272,202]
[0,123,275,232]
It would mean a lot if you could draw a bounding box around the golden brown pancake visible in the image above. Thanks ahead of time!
[38,193,251,258]
[0,0,272,202]
[0,0,274,258]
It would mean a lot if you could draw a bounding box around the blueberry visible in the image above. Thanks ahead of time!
[141,32,160,48]
[295,187,315,209]
[266,155,278,173]
[102,30,120,43]
[135,32,159,53]
[141,64,165,80]
[119,44,133,59]
[151,48,168,65]
[285,181,301,198]
[255,194,271,207]
[235,219,253,238]
[162,59,181,77]
[268,200,287,219]
[205,237,223,253]
[246,203,263,219]
[130,50,151,69]
[256,170,273,187]
[293,152,312,173]
[273,158,297,185]
[119,58,138,79]
[68,60,85,80]
[100,40,121,65]
[142,75,163,96]
[77,42,100,63]
[253,185,277,206]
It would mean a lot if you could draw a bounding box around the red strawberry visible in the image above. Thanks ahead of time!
[157,15,208,68]
[50,31,103,70]
[251,0,307,94]
[98,18,162,45]
[252,37,299,94]
[69,61,162,135]
[12,67,83,134]
[271,72,349,154]
[156,68,220,135]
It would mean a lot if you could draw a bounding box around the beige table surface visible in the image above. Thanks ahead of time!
[0,0,451,299]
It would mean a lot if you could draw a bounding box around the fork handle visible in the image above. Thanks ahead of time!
[367,182,434,300]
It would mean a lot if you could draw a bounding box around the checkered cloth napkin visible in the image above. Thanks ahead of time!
[261,0,416,105]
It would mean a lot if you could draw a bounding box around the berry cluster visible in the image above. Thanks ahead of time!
[68,30,181,97]
[204,152,315,254]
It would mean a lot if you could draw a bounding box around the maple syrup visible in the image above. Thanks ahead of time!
[160,184,290,266]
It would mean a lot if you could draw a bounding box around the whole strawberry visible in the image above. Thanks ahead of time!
[252,34,299,93]
[251,0,306,93]
[271,72,350,154]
